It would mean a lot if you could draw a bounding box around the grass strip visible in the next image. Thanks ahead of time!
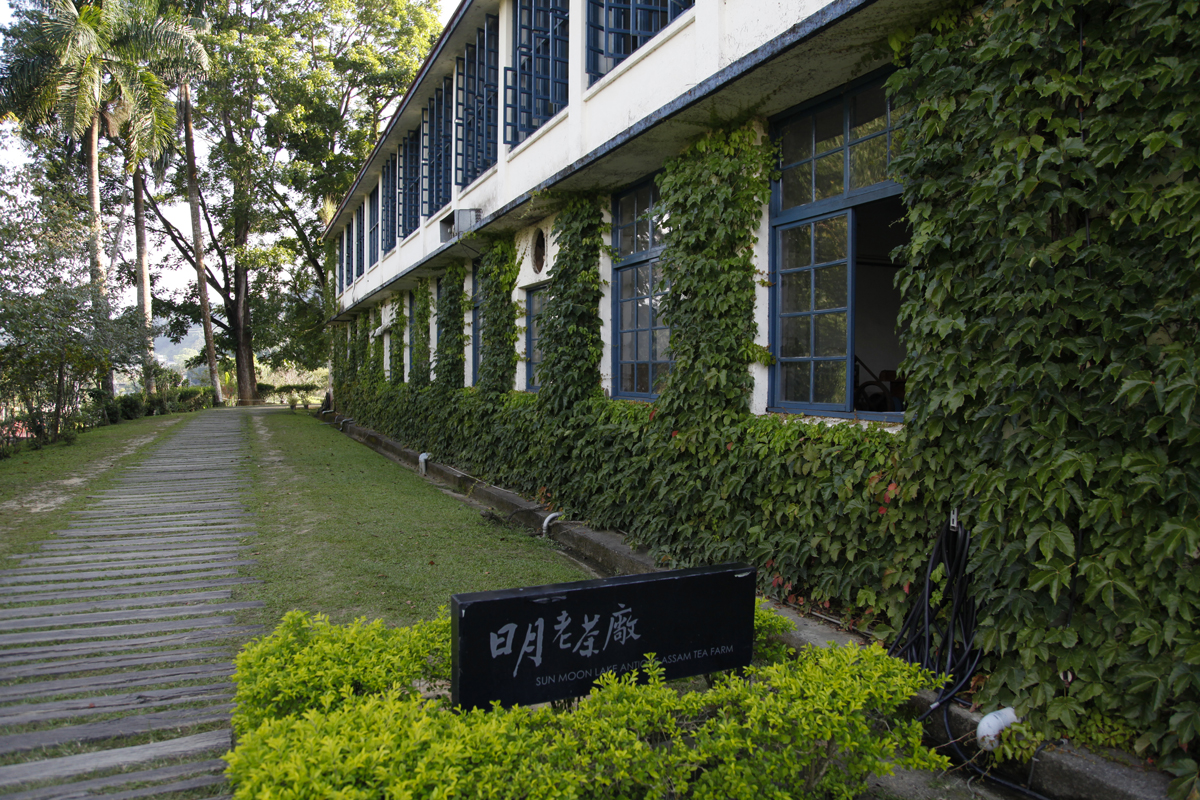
[233,408,590,629]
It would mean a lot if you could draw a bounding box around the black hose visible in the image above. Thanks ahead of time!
[888,517,1054,800]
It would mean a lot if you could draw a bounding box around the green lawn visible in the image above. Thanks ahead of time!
[234,408,590,629]
[0,415,185,565]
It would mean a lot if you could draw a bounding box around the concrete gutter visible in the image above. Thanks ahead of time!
[327,413,1171,800]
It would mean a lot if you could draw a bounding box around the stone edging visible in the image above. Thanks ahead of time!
[325,412,1171,800]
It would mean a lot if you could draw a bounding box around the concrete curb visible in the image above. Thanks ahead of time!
[327,414,1171,800]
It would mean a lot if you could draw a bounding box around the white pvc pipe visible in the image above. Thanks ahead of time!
[542,511,563,535]
[977,707,1020,751]
[419,452,431,476]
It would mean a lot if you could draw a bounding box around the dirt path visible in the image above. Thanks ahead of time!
[0,410,263,799]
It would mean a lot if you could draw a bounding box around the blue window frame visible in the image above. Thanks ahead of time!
[526,285,547,391]
[611,181,671,398]
[586,0,692,85]
[355,204,365,278]
[504,0,568,146]
[336,228,345,292]
[424,78,453,216]
[368,186,380,268]
[382,151,398,253]
[457,16,499,186]
[769,74,907,420]
[402,130,421,237]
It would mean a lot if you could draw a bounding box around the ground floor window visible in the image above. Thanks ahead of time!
[611,181,670,399]
[526,285,547,390]
[771,194,907,417]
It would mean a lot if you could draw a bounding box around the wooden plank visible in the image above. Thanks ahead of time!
[0,591,234,621]
[0,704,232,751]
[39,533,253,550]
[94,773,227,800]
[0,616,236,646]
[0,685,232,726]
[0,704,234,756]
[0,559,255,586]
[0,647,228,680]
[53,525,253,538]
[0,758,227,800]
[0,662,233,701]
[17,545,250,567]
[0,600,262,631]
[0,577,257,605]
[0,625,263,665]
[0,729,231,789]
[0,554,253,578]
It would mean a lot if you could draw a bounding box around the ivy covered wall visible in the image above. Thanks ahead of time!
[332,1,1199,787]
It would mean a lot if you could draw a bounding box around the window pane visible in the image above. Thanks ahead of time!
[813,312,846,356]
[637,330,649,359]
[651,260,665,288]
[780,117,812,165]
[780,224,811,270]
[781,163,812,210]
[635,363,650,393]
[621,299,635,328]
[781,316,810,358]
[619,227,635,257]
[814,153,844,201]
[850,137,888,189]
[636,184,652,217]
[637,297,650,327]
[622,331,635,354]
[782,362,811,403]
[814,105,844,152]
[814,215,848,263]
[621,363,635,392]
[652,362,670,392]
[636,218,650,252]
[780,271,811,313]
[619,271,635,299]
[618,193,635,226]
[814,360,846,404]
[814,264,846,309]
[636,265,650,295]
[850,82,888,139]
[654,327,669,359]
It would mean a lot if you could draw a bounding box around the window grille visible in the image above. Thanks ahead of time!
[504,0,568,145]
[368,186,380,267]
[611,181,671,398]
[402,130,421,237]
[355,204,365,278]
[526,286,546,390]
[382,151,398,253]
[586,0,692,85]
[424,78,453,216]
[457,16,499,186]
[336,229,345,292]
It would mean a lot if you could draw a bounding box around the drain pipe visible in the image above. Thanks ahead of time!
[419,452,431,476]
[542,511,563,536]
[338,418,354,432]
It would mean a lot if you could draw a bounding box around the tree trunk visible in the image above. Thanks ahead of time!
[86,118,114,396]
[51,360,66,442]
[183,82,223,405]
[231,225,257,405]
[133,167,156,395]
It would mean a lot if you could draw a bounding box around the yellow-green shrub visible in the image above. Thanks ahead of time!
[230,609,451,734]
[225,643,946,799]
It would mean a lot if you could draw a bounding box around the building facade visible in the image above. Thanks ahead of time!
[327,0,944,421]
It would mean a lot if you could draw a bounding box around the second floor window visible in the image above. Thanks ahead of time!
[368,186,380,268]
[458,16,500,186]
[504,0,568,145]
[586,0,693,85]
[424,78,453,215]
[382,152,398,253]
[355,204,365,279]
[402,130,421,237]
[336,229,345,291]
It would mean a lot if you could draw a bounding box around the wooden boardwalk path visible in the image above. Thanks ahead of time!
[0,411,263,799]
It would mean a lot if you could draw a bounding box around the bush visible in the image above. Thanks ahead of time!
[116,393,144,420]
[230,609,452,735]
[225,629,945,800]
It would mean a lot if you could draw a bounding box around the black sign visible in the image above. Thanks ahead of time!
[450,563,755,710]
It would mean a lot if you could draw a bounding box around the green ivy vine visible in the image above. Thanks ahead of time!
[434,261,468,392]
[477,237,520,400]
[890,0,1200,793]
[409,279,432,389]
[537,195,607,414]
[389,295,406,385]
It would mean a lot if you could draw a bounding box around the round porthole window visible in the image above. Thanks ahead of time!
[532,229,546,274]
